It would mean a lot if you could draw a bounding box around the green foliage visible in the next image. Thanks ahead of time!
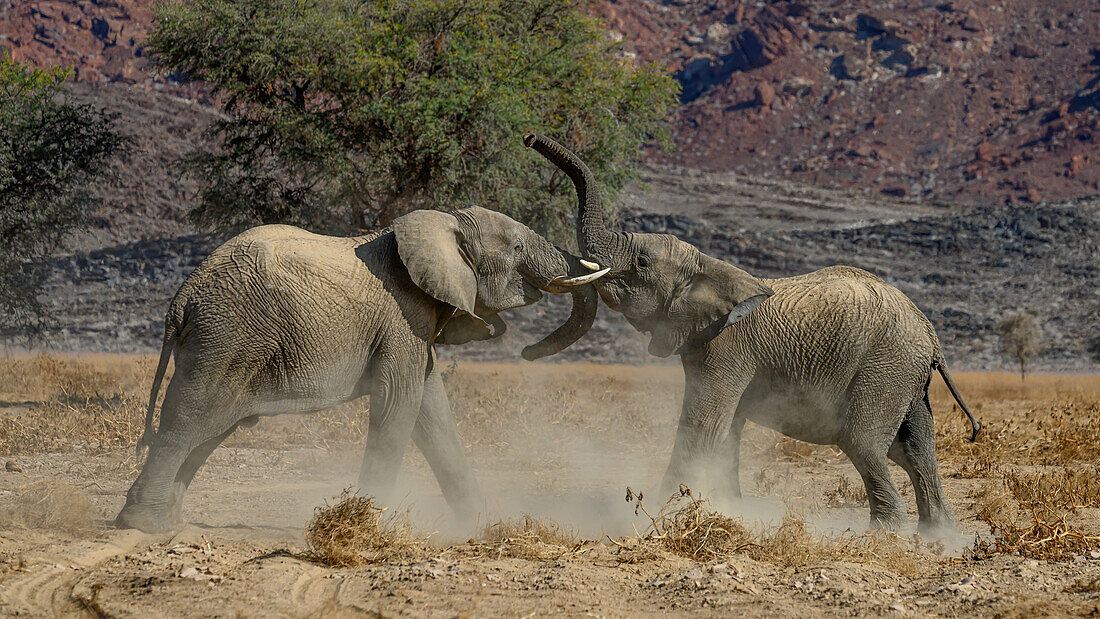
[0,52,121,337]
[150,0,679,240]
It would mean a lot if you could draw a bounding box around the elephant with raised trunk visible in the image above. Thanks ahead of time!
[523,134,981,532]
[116,206,607,533]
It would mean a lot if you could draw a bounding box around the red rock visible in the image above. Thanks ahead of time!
[961,13,983,32]
[976,142,993,162]
[1068,155,1087,177]
[1026,187,1042,202]
[754,81,776,107]
[1011,43,1039,59]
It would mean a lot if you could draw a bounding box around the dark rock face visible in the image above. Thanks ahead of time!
[676,4,808,102]
[14,167,1096,373]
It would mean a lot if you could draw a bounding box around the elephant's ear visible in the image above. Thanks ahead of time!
[651,253,773,357]
[393,210,479,319]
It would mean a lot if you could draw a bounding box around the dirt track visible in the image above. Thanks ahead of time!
[2,358,1100,616]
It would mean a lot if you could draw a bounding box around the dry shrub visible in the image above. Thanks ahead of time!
[304,489,427,567]
[627,486,755,562]
[971,467,1100,561]
[623,486,921,574]
[0,480,96,534]
[476,515,578,560]
[823,476,867,508]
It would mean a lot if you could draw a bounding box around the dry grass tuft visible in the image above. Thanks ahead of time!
[628,486,755,562]
[304,489,427,567]
[622,486,921,574]
[1,480,97,535]
[971,467,1100,561]
[823,476,867,508]
[476,515,579,560]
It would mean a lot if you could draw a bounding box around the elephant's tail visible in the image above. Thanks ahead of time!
[137,317,177,461]
[934,353,981,442]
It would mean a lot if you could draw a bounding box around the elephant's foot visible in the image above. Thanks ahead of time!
[868,510,906,533]
[115,503,176,534]
[916,517,957,540]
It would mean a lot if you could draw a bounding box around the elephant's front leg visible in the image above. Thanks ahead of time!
[659,360,751,501]
[412,364,483,526]
[357,353,427,506]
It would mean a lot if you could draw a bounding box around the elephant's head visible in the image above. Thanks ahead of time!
[392,205,608,356]
[523,134,773,358]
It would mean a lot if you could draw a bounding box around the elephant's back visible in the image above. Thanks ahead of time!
[177,225,387,310]
[735,266,939,381]
[168,226,424,375]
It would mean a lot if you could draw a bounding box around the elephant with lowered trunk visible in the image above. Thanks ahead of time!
[523,134,981,532]
[116,206,607,533]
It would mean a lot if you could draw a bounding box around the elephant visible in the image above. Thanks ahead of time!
[522,134,981,532]
[115,206,608,533]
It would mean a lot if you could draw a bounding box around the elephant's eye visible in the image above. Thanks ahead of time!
[513,241,523,253]
[636,253,650,269]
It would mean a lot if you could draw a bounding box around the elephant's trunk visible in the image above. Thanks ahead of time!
[519,234,602,360]
[522,284,599,361]
[523,133,623,266]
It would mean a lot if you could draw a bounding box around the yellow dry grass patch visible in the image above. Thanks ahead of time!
[304,489,428,567]
[970,466,1100,561]
[475,515,579,560]
[620,486,922,575]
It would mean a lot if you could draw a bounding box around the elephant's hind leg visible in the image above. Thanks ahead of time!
[116,437,190,533]
[888,394,955,531]
[841,441,907,532]
[167,424,239,527]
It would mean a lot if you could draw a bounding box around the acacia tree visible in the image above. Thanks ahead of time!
[149,0,679,240]
[0,53,121,337]
[997,312,1042,381]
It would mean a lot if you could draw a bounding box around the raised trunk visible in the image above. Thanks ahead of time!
[523,134,620,265]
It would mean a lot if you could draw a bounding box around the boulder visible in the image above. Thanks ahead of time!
[1011,43,1039,59]
[833,54,867,80]
[754,81,776,107]
[781,76,814,97]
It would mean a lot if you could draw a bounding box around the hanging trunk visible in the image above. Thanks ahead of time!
[519,232,603,360]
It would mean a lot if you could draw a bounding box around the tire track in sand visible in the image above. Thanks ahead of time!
[0,529,153,616]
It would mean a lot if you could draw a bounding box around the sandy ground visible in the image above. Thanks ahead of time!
[2,358,1100,616]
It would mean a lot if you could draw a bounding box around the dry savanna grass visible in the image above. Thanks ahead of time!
[970,466,1100,561]
[0,480,97,535]
[616,486,923,575]
[304,489,428,567]
[475,515,580,560]
[2,355,1100,566]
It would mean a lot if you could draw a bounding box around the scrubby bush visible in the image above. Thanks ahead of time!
[149,0,679,241]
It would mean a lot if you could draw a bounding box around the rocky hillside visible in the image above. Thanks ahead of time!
[1,4,1097,370]
[3,0,1098,208]
[595,0,1100,207]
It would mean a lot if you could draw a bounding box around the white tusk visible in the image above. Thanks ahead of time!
[545,267,611,290]
[579,259,602,271]
[540,267,610,293]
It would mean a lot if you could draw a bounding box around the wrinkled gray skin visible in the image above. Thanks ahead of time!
[524,134,981,532]
[115,206,603,534]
